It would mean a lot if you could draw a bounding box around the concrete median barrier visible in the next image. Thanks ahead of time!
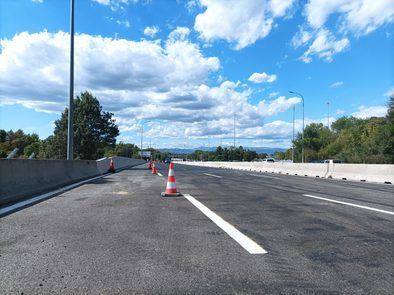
[175,161,394,184]
[96,157,145,174]
[0,157,145,206]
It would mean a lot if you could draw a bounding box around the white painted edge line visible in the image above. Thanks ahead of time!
[183,194,267,254]
[203,173,222,178]
[157,172,163,177]
[303,194,394,215]
[0,174,107,216]
[247,173,280,180]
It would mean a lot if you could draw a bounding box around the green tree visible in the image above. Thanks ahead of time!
[50,92,119,160]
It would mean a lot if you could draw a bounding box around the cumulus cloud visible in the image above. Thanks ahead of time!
[143,26,159,38]
[352,105,388,118]
[305,0,394,35]
[330,81,344,88]
[292,0,393,62]
[248,72,277,83]
[300,28,349,63]
[32,0,44,3]
[0,30,300,142]
[194,0,295,50]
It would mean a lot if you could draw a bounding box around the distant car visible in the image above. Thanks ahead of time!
[262,158,275,162]
[324,159,342,163]
[164,158,171,164]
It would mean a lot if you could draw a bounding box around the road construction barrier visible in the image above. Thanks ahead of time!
[0,157,145,206]
[174,161,394,184]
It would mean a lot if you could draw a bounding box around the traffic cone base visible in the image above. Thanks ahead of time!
[161,191,182,197]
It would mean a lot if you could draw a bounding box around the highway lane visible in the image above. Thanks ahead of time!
[1,163,393,294]
[159,163,394,293]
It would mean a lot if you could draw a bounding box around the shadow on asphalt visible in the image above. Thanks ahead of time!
[128,167,149,171]
[87,178,116,185]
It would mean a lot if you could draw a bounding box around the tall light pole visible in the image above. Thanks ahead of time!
[233,113,236,148]
[292,104,295,163]
[327,101,330,129]
[67,0,75,160]
[140,125,143,159]
[289,91,305,163]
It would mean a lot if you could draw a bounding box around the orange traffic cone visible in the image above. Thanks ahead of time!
[152,162,157,174]
[108,158,115,173]
[161,162,181,197]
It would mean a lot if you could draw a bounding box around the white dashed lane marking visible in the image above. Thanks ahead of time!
[184,194,267,255]
[203,173,222,178]
[303,194,394,215]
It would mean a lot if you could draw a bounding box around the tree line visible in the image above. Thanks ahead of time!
[1,92,123,160]
[1,92,393,164]
[188,146,263,162]
[275,96,394,164]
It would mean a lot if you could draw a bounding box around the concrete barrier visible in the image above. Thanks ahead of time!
[175,161,394,184]
[96,157,145,174]
[0,157,145,206]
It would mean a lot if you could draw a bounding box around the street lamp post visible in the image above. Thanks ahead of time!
[140,125,143,159]
[67,0,75,160]
[233,113,236,148]
[292,104,295,163]
[327,101,330,129]
[289,91,305,163]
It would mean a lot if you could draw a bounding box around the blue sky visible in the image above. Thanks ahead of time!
[0,0,393,149]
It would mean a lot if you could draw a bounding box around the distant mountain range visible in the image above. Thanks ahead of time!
[159,146,287,155]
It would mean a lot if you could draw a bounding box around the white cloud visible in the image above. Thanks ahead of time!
[300,28,349,63]
[352,105,387,118]
[168,26,190,42]
[116,20,130,28]
[194,0,295,50]
[248,72,277,83]
[143,26,159,38]
[305,0,394,36]
[330,81,344,88]
[32,0,44,3]
[91,0,142,11]
[186,0,200,13]
[269,91,279,98]
[291,27,312,48]
[258,96,301,117]
[384,86,394,97]
[0,30,300,142]
[336,109,345,115]
[292,0,393,63]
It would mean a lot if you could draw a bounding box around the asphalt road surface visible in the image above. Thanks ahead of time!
[1,163,393,294]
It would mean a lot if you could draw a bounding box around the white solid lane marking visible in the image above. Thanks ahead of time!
[203,173,222,178]
[247,173,280,180]
[157,172,163,177]
[303,194,394,215]
[0,174,106,216]
[183,194,267,254]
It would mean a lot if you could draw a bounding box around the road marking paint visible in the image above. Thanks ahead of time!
[115,191,129,195]
[157,172,163,177]
[303,194,394,215]
[203,173,222,178]
[247,173,280,180]
[183,194,267,254]
[0,174,107,217]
